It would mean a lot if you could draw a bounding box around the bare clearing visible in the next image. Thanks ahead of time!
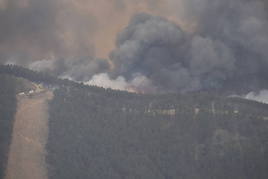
[5,90,53,179]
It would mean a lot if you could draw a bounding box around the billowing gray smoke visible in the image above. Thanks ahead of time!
[1,0,268,93]
[110,13,235,92]
[109,0,268,93]
[110,13,192,91]
[29,57,109,82]
[0,0,110,81]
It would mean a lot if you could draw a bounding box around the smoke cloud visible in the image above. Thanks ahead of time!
[1,0,268,93]
[0,0,174,64]
[29,57,109,82]
[245,90,268,104]
[0,0,180,87]
[108,0,268,93]
[85,73,155,92]
[0,0,97,65]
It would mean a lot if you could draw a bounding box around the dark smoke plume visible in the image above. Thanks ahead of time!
[0,0,111,80]
[0,0,167,82]
[109,0,268,93]
[1,0,268,93]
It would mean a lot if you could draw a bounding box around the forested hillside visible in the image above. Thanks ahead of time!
[0,65,103,91]
[0,75,17,178]
[47,86,268,179]
[1,65,268,179]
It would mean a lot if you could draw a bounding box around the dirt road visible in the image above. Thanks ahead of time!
[5,90,53,179]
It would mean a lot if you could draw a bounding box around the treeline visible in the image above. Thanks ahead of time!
[0,75,17,178]
[0,64,59,85]
[47,85,268,179]
[0,64,135,96]
[2,64,267,109]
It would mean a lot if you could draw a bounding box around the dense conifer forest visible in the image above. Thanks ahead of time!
[46,85,268,179]
[0,75,17,178]
[1,65,268,179]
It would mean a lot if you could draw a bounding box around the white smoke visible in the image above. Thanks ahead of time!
[244,90,268,104]
[85,73,128,91]
[85,73,156,93]
[28,57,110,82]
[29,59,56,72]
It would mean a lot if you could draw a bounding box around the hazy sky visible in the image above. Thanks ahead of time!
[0,0,186,61]
[1,0,268,93]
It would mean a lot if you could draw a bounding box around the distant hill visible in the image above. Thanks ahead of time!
[0,65,268,179]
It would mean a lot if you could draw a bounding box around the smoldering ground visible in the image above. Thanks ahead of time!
[1,0,268,93]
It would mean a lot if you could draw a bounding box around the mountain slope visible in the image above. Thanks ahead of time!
[47,86,268,179]
[0,65,268,179]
